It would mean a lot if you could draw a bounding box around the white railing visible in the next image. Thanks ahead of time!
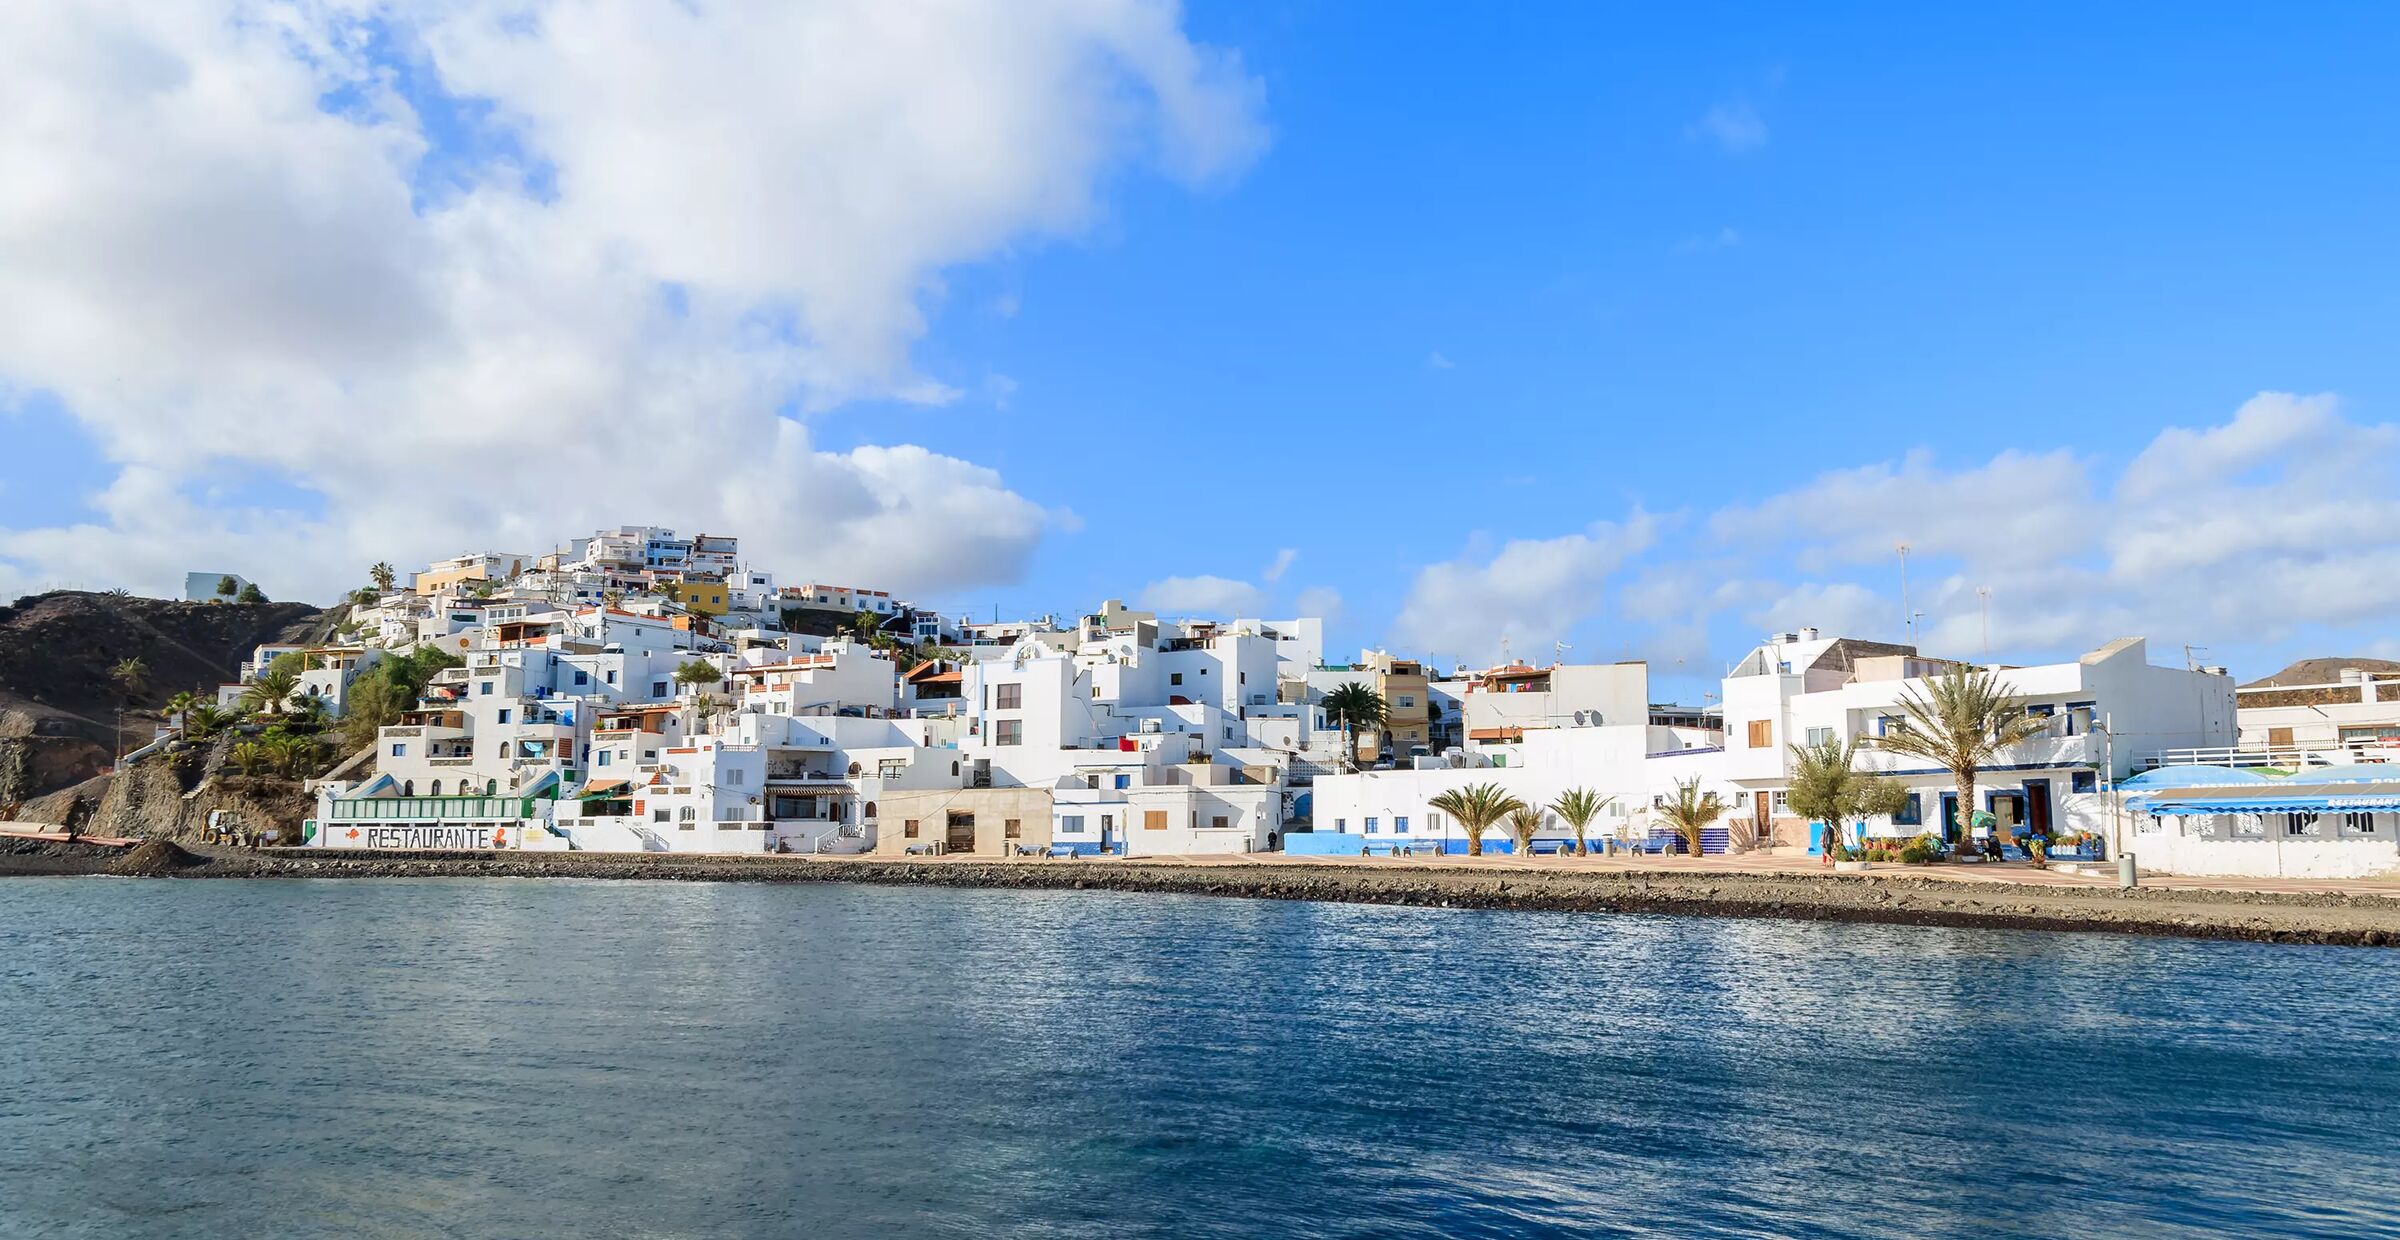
[2143,743,2399,771]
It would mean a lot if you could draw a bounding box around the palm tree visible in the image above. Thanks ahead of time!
[1550,787,1613,857]
[1428,782,1526,858]
[186,704,233,740]
[1785,736,1912,858]
[370,561,397,593]
[1657,775,1726,858]
[850,610,882,642]
[231,740,268,776]
[284,693,329,731]
[164,690,199,739]
[110,657,148,703]
[1875,665,2053,846]
[1322,682,1386,772]
[240,666,300,717]
[267,732,319,777]
[1504,806,1544,857]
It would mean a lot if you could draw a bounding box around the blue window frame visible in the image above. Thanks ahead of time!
[1394,815,1410,833]
[2071,770,2098,793]
[1894,794,1922,826]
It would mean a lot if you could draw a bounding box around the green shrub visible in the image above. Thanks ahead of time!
[1898,839,1938,865]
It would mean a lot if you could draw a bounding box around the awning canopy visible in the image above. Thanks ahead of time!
[2118,764,2275,790]
[2141,795,2400,816]
[577,778,630,797]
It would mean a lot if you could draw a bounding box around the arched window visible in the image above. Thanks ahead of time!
[402,780,415,797]
[951,761,960,776]
[429,780,442,797]
[485,779,498,796]
[847,761,863,777]
[864,801,877,821]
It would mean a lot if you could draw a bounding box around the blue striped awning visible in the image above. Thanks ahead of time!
[2142,795,2400,816]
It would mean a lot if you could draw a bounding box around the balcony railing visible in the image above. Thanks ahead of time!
[2143,742,2399,771]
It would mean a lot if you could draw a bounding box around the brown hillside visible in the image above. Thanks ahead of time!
[0,590,333,798]
[2241,657,2400,689]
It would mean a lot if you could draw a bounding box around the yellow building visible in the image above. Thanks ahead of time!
[662,580,729,616]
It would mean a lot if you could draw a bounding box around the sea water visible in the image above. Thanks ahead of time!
[2,878,2395,1238]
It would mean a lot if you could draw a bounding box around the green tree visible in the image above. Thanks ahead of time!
[370,561,397,593]
[284,693,329,731]
[849,610,882,642]
[1427,782,1527,858]
[1874,666,2054,845]
[1504,806,1545,857]
[186,704,233,740]
[164,690,200,739]
[231,740,268,776]
[672,659,721,695]
[1549,787,1613,857]
[237,583,267,604]
[1657,776,1727,858]
[240,665,300,717]
[216,575,238,599]
[1785,736,1914,858]
[1322,681,1386,772]
[264,732,319,777]
[334,646,464,752]
[109,657,148,703]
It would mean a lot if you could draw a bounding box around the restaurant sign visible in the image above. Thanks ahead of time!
[326,824,515,850]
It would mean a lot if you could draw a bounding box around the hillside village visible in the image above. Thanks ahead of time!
[11,522,2355,880]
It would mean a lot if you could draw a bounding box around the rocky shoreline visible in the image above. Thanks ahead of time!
[7,841,2399,947]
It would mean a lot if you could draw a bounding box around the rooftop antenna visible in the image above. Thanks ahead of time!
[1896,543,1913,644]
[1556,639,1572,667]
[1977,586,1991,657]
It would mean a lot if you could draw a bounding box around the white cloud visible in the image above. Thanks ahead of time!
[0,0,1264,601]
[1295,585,1344,627]
[1391,513,1657,664]
[1382,393,2400,680]
[1138,574,1263,617]
[1689,99,1767,154]
[1426,350,1455,370]
[1261,547,1298,583]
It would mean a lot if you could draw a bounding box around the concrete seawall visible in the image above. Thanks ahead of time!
[9,842,2400,947]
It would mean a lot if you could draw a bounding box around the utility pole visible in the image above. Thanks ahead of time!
[1896,543,1912,644]
[1977,586,1991,658]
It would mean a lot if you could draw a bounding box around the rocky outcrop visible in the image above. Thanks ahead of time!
[21,740,315,843]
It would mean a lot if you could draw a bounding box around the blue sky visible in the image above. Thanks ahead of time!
[4,2,2397,700]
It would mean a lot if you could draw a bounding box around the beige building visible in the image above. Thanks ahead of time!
[875,787,1053,856]
[1372,654,1431,760]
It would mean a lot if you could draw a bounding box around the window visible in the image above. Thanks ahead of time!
[652,681,668,697]
[995,683,1022,709]
[1062,815,1085,833]
[1334,818,1345,831]
[2071,770,2098,794]
[1894,794,1922,826]
[573,670,588,686]
[1771,791,1789,812]
[429,780,442,797]
[1101,814,1114,830]
[597,751,612,767]
[1144,810,1168,830]
[1364,816,1380,834]
[1086,775,1100,790]
[655,808,672,823]
[2341,812,2378,834]
[1170,672,1183,685]
[390,743,407,757]
[994,720,1022,746]
[1211,815,1230,830]
[1397,695,1414,708]
[1426,812,1443,831]
[1115,774,1131,790]
[729,769,745,786]
[1805,726,1834,747]
[498,709,512,724]
[1395,816,1409,833]
[1747,720,1772,748]
[1004,818,1022,838]
[904,818,920,838]
[679,806,697,822]
[606,671,618,685]
[478,682,494,695]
